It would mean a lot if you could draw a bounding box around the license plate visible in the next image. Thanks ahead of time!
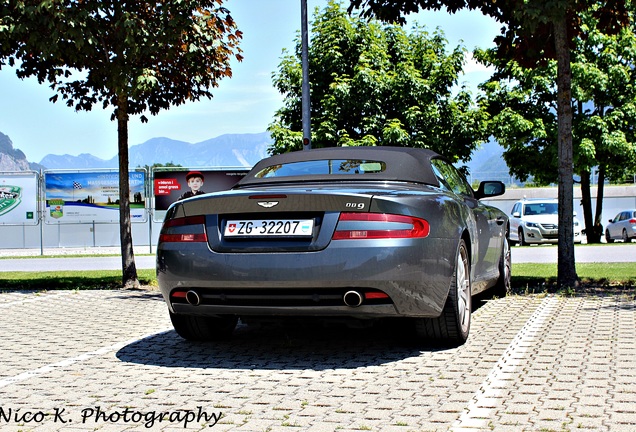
[550,230,558,235]
[224,219,314,237]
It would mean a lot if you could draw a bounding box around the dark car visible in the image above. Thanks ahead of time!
[157,147,510,345]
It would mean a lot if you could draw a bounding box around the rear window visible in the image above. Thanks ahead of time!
[254,159,387,178]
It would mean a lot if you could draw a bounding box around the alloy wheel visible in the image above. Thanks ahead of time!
[456,244,471,335]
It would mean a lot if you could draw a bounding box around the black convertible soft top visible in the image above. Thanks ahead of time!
[237,146,442,186]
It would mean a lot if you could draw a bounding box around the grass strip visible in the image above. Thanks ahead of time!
[0,263,633,292]
[511,262,636,292]
[0,269,157,290]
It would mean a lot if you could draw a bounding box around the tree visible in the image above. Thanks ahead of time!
[348,0,629,288]
[475,5,636,243]
[2,0,242,287]
[139,161,183,172]
[269,0,487,165]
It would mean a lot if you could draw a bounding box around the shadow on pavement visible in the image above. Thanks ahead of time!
[115,319,447,371]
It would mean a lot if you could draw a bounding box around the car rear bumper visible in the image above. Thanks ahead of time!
[171,303,400,318]
[156,237,456,319]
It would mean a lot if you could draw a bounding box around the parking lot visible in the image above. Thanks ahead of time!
[0,287,634,431]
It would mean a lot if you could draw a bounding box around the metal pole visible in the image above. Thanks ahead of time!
[301,0,311,150]
[39,169,44,256]
[148,210,152,254]
[40,221,44,256]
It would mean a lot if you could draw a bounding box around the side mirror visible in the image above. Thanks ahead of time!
[474,181,505,200]
[513,212,521,218]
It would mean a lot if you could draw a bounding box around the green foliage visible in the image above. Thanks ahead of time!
[139,162,183,171]
[347,1,629,67]
[475,8,636,179]
[1,0,242,288]
[345,0,631,292]
[2,0,243,121]
[475,5,636,242]
[268,0,487,161]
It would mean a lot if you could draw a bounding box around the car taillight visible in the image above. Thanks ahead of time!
[159,215,207,242]
[629,218,636,224]
[332,213,430,240]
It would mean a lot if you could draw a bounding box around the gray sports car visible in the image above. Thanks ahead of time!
[157,146,510,345]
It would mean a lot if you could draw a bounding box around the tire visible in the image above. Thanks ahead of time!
[414,239,471,345]
[170,312,238,341]
[518,228,527,246]
[492,232,511,298]
[623,229,631,243]
[606,230,614,243]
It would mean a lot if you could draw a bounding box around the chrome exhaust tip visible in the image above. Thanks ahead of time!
[343,290,363,308]
[185,290,201,306]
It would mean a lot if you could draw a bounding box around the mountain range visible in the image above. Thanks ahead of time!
[39,132,272,169]
[0,130,511,181]
[0,132,41,171]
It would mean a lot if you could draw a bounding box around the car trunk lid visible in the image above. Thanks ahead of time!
[172,189,374,252]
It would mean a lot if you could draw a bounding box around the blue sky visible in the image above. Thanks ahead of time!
[0,0,501,164]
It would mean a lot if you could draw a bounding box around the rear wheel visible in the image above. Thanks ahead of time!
[623,229,632,243]
[170,312,238,341]
[606,229,614,243]
[492,232,511,298]
[415,239,471,345]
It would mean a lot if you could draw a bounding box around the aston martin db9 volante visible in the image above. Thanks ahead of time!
[157,147,510,345]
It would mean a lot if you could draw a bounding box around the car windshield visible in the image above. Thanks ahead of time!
[524,203,558,216]
[254,159,387,178]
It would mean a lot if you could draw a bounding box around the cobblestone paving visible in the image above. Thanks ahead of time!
[0,289,634,431]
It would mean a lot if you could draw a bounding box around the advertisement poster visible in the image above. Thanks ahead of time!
[44,170,147,224]
[0,171,39,225]
[153,169,248,214]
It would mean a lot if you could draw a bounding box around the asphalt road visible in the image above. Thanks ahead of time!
[0,255,156,272]
[0,244,634,272]
[511,243,636,263]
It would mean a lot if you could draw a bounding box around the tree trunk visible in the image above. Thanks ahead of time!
[116,93,140,289]
[580,170,599,243]
[580,170,605,244]
[553,13,579,288]
[594,166,606,240]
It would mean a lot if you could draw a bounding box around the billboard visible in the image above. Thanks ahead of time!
[153,168,248,214]
[44,170,147,224]
[0,171,39,225]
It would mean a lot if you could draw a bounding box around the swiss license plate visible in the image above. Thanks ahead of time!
[224,219,314,237]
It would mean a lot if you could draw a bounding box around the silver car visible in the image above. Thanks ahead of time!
[605,210,636,243]
[509,199,582,246]
[157,147,510,346]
